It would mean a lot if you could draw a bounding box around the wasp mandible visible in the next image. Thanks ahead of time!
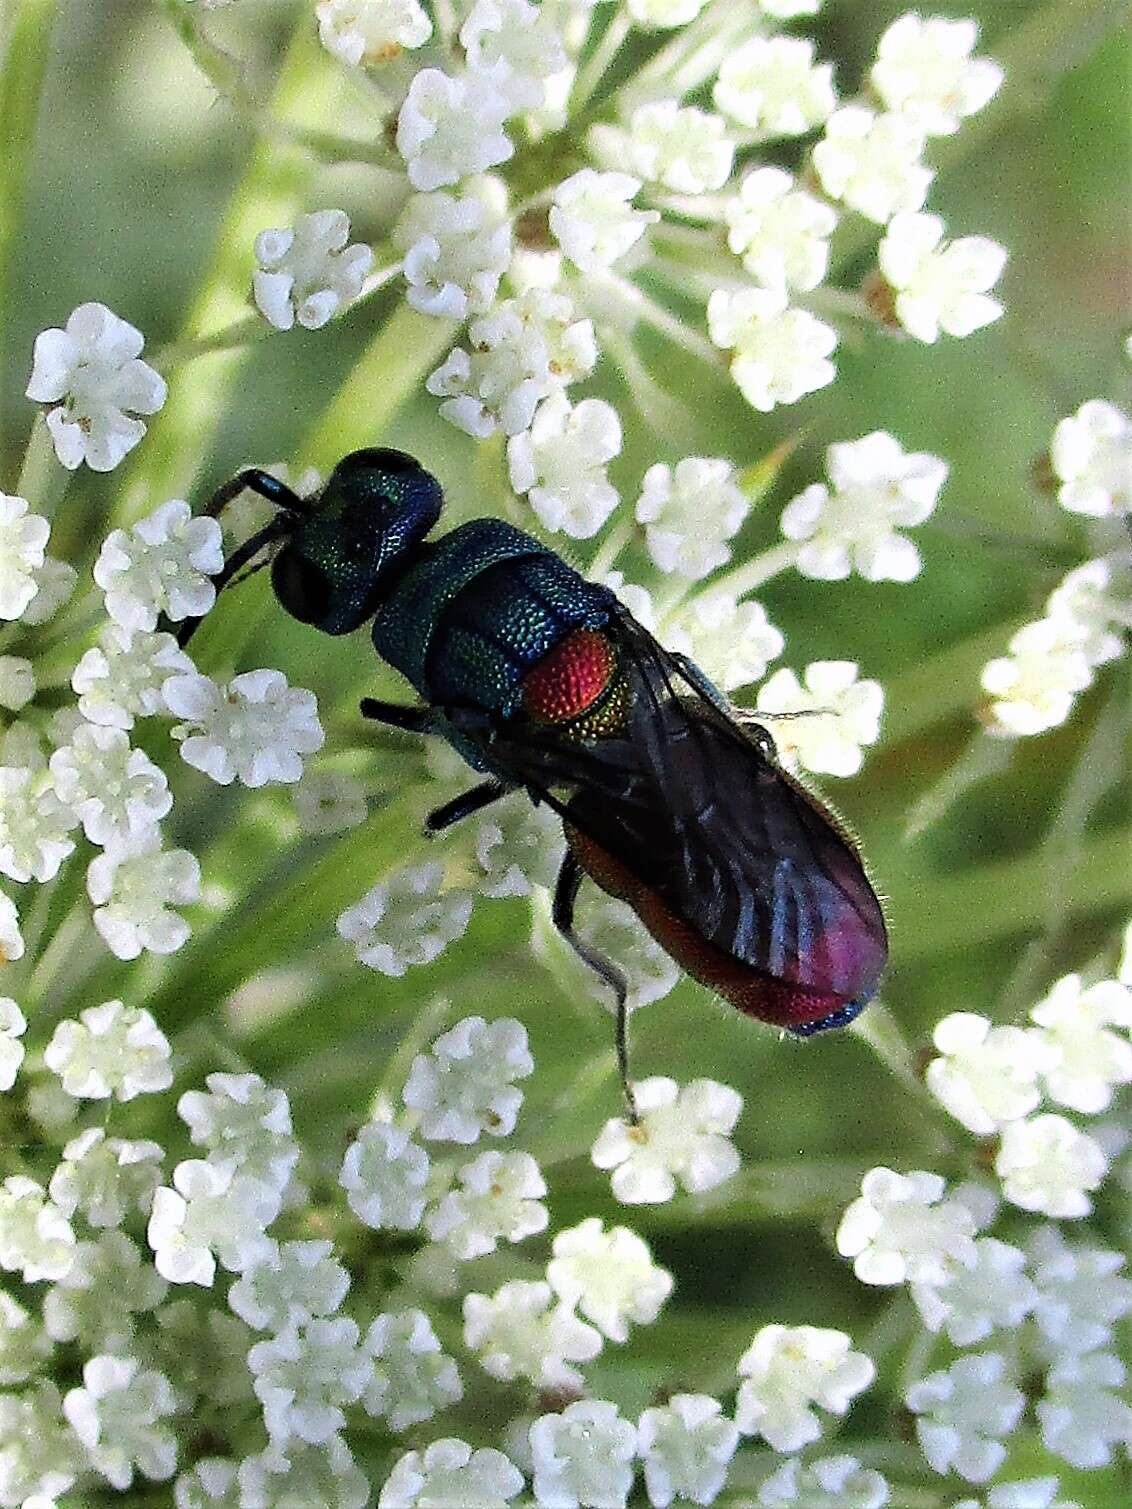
[175,448,889,1115]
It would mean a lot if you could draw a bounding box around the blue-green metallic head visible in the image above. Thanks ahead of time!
[271,448,443,635]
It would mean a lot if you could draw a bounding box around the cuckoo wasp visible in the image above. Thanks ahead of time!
[176,449,888,1115]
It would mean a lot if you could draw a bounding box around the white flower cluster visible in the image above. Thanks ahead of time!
[832,919,1132,1489]
[981,400,1130,737]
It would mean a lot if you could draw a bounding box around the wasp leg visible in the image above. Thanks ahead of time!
[426,780,508,833]
[202,468,313,521]
[552,851,638,1124]
[358,698,435,735]
[174,516,294,647]
[672,652,732,715]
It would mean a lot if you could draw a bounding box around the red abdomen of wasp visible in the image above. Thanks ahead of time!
[565,824,852,1030]
[521,627,618,724]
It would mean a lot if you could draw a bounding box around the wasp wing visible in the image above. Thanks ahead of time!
[462,600,888,1004]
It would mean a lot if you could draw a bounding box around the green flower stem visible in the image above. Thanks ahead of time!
[588,515,636,579]
[112,14,333,524]
[710,540,799,600]
[569,8,632,114]
[602,272,721,365]
[150,312,263,373]
[0,0,58,462]
[14,412,70,519]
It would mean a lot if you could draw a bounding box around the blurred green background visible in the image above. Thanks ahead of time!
[1,0,1129,1424]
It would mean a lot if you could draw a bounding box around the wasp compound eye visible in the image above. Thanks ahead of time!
[271,546,333,626]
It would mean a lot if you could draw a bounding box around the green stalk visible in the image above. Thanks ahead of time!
[112,14,335,523]
[0,0,58,464]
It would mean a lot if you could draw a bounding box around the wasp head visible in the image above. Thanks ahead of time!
[271,448,442,635]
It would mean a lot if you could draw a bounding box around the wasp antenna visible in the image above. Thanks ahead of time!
[202,467,313,522]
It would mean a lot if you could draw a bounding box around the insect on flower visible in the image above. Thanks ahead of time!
[174,451,887,1113]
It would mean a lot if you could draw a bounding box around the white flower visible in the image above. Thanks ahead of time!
[574,893,682,1010]
[531,1400,638,1509]
[781,430,947,582]
[0,1176,75,1281]
[639,1394,739,1508]
[165,667,324,787]
[757,1455,889,1509]
[0,1290,50,1385]
[911,1236,1036,1346]
[339,1120,429,1229]
[249,1316,372,1445]
[925,1012,1054,1134]
[871,14,1004,136]
[759,0,821,15]
[427,287,593,440]
[735,1325,875,1452]
[337,862,473,975]
[363,1309,463,1431]
[87,827,201,958]
[461,0,567,112]
[63,1354,176,1489]
[94,499,224,631]
[981,618,1094,737]
[996,1114,1107,1218]
[174,1457,241,1509]
[509,391,621,537]
[0,1381,81,1505]
[72,623,194,729]
[380,1439,523,1509]
[253,210,373,331]
[725,168,837,293]
[1029,1225,1132,1355]
[394,182,513,320]
[879,212,1006,342]
[836,1167,977,1286]
[397,67,513,190]
[48,722,170,845]
[0,890,22,963]
[293,767,368,833]
[228,1239,349,1331]
[635,458,748,580]
[597,102,734,195]
[592,1076,742,1204]
[667,592,785,693]
[756,662,883,777]
[316,0,432,66]
[239,1437,370,1509]
[48,1127,163,1227]
[1030,973,1132,1113]
[474,798,565,898]
[44,999,172,1100]
[550,170,658,274]
[42,1230,166,1353]
[707,286,837,411]
[813,107,932,223]
[147,1158,280,1285]
[0,657,34,712]
[0,493,50,619]
[950,1478,1079,1509]
[26,302,166,471]
[464,1279,602,1389]
[0,997,27,1091]
[426,1149,548,1258]
[0,766,77,883]
[403,1014,534,1141]
[19,553,77,625]
[1038,1352,1132,1469]
[547,1218,673,1342]
[178,1071,297,1193]
[907,1352,1024,1484]
[1050,399,1131,517]
[714,36,836,138]
[1046,558,1132,667]
[627,0,710,28]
